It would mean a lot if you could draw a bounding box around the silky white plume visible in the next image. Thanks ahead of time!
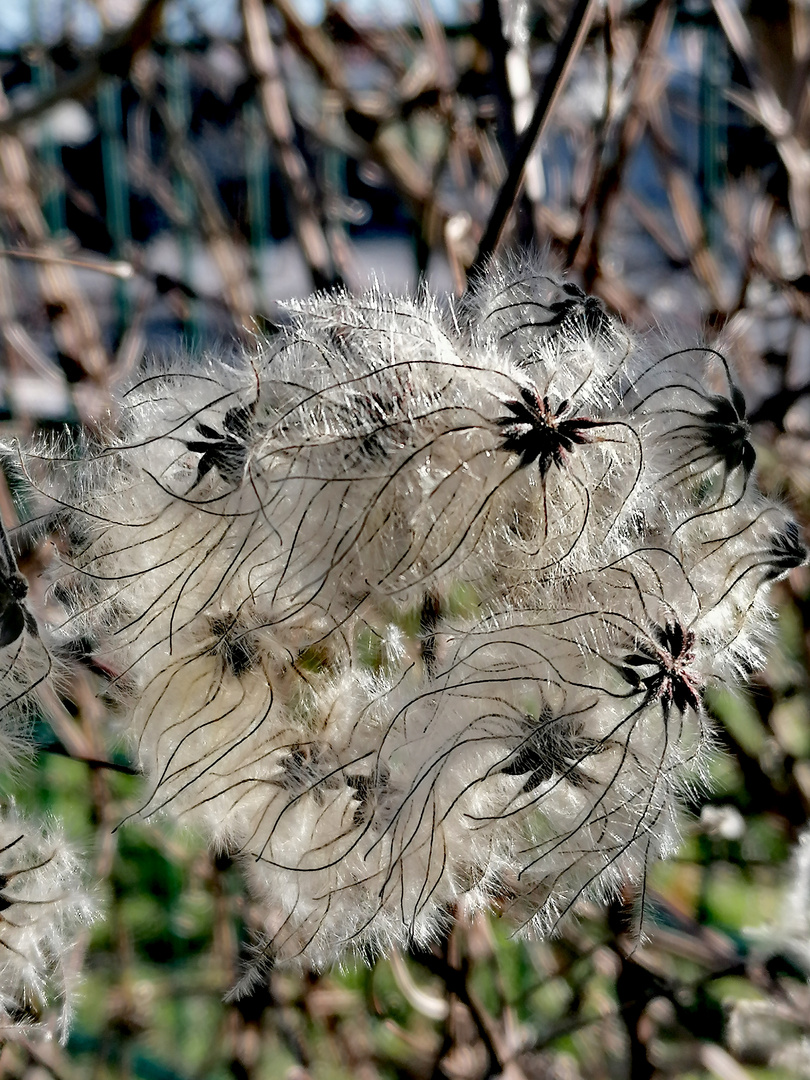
[6,253,805,971]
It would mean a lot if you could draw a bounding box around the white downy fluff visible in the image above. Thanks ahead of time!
[0,805,95,1036]
[4,253,805,973]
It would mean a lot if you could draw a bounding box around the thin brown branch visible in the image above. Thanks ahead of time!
[570,0,674,283]
[411,943,509,1077]
[0,87,111,402]
[469,0,599,278]
[713,0,810,266]
[271,0,434,210]
[479,0,518,163]
[242,0,341,291]
[666,169,728,311]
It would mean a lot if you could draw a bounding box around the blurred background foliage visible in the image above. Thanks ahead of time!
[1,0,810,1077]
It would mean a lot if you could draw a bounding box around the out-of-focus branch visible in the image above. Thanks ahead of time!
[713,0,810,266]
[469,0,598,278]
[569,0,673,284]
[666,169,728,312]
[0,0,166,135]
[271,0,434,210]
[479,0,518,164]
[0,248,134,279]
[130,68,257,336]
[0,256,57,380]
[0,86,110,400]
[163,130,257,335]
[412,942,511,1075]
[242,0,341,291]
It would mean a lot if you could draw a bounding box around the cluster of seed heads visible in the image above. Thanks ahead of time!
[0,255,805,988]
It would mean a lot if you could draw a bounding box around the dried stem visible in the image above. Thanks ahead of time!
[469,0,598,277]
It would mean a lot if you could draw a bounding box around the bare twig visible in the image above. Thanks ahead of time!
[713,0,810,265]
[411,942,509,1076]
[271,0,434,210]
[0,249,134,279]
[241,0,341,291]
[469,0,598,277]
[137,84,257,336]
[479,0,518,163]
[0,0,166,135]
[666,169,728,310]
[570,0,673,283]
[0,86,111,401]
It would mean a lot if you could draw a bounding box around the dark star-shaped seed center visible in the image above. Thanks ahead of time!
[496,386,600,477]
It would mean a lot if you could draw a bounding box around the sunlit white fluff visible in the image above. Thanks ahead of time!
[9,252,805,973]
[0,805,95,1037]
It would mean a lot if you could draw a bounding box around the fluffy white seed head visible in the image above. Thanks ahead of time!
[0,805,95,1037]
[9,253,806,972]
